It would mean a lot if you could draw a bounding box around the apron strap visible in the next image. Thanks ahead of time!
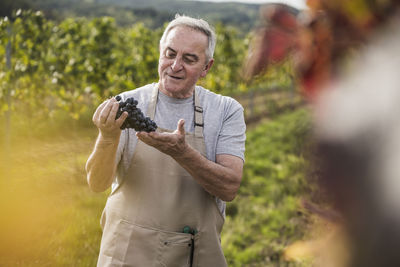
[194,87,204,137]
[148,83,204,137]
[147,83,159,120]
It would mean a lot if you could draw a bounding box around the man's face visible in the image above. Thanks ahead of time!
[158,26,214,99]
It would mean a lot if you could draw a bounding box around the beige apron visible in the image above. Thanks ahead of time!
[97,84,227,267]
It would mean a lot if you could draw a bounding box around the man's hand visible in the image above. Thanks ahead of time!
[93,97,128,140]
[86,97,128,192]
[136,119,189,158]
[136,118,243,201]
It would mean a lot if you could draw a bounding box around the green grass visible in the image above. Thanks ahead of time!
[222,108,313,266]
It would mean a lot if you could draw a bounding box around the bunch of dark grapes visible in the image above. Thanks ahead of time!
[115,95,157,132]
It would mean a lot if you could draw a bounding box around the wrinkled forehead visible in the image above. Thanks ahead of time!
[161,26,209,51]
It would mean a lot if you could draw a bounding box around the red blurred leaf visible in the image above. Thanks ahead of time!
[244,4,299,79]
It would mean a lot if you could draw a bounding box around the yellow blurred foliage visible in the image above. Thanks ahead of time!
[284,217,351,267]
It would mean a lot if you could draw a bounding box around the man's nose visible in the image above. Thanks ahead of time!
[171,57,183,72]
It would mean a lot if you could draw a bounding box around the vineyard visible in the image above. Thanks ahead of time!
[0,9,314,267]
[0,10,295,135]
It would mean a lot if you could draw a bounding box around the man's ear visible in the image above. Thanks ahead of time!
[200,58,214,78]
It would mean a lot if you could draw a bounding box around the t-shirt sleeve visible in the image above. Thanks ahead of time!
[216,99,246,161]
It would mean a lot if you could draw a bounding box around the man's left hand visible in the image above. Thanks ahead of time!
[138,118,243,201]
[136,119,188,158]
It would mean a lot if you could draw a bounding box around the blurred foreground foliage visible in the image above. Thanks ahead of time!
[0,127,104,266]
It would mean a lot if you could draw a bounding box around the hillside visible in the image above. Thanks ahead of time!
[1,0,263,31]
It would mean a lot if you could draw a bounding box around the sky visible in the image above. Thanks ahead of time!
[190,0,308,10]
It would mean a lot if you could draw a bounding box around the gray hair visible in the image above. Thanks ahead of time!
[159,14,216,62]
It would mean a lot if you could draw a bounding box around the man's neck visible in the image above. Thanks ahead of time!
[158,83,195,99]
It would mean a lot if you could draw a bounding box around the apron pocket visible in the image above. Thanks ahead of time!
[111,220,160,266]
[158,231,192,267]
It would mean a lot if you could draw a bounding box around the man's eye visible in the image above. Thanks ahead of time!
[184,57,196,64]
[166,50,175,58]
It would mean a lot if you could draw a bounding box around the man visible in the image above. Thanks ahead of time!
[86,14,246,267]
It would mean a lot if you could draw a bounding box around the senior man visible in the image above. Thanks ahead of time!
[86,14,246,267]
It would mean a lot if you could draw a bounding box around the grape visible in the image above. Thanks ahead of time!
[114,96,158,132]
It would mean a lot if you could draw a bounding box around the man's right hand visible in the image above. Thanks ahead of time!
[86,97,128,192]
[92,97,128,140]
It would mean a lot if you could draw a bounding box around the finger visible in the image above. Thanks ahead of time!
[116,111,128,128]
[105,101,120,125]
[136,131,153,144]
[144,131,169,141]
[92,100,108,122]
[99,99,116,124]
[177,119,185,136]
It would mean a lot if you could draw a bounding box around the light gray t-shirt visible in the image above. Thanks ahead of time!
[113,83,246,217]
